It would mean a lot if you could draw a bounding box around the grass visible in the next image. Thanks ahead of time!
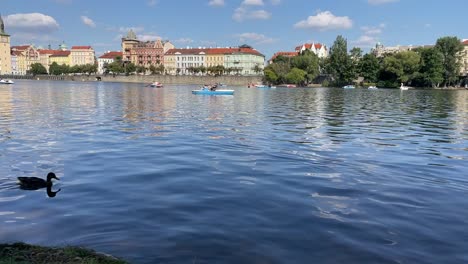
[0,243,128,264]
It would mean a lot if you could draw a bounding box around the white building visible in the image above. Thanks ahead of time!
[97,51,122,74]
[70,46,95,66]
[295,43,328,58]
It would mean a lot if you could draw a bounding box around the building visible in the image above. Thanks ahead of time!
[49,50,71,67]
[70,46,95,66]
[371,42,434,57]
[164,46,264,76]
[10,45,42,75]
[121,29,173,69]
[268,51,299,64]
[97,51,122,74]
[0,15,12,75]
[295,43,328,58]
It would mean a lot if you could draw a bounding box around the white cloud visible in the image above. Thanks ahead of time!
[361,24,385,35]
[368,0,399,5]
[147,0,157,6]
[4,13,60,33]
[175,38,194,44]
[138,34,162,42]
[81,16,96,28]
[353,35,378,47]
[294,11,352,31]
[233,7,271,21]
[236,32,276,44]
[208,0,225,6]
[242,0,264,5]
[118,26,145,33]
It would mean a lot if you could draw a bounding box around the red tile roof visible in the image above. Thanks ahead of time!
[71,46,92,50]
[11,45,30,51]
[38,49,59,55]
[11,50,23,56]
[50,50,71,57]
[462,40,468,45]
[269,51,299,62]
[99,51,123,59]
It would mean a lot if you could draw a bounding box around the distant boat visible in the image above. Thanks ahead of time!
[343,85,355,89]
[368,86,378,90]
[149,82,163,88]
[0,79,14,85]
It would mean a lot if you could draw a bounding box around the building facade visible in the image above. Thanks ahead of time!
[371,42,434,57]
[70,46,95,66]
[121,29,173,69]
[97,51,122,74]
[0,15,12,75]
[164,46,264,76]
[295,43,328,58]
[10,45,42,75]
[268,51,298,64]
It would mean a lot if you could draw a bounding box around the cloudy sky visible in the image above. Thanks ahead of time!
[2,0,467,59]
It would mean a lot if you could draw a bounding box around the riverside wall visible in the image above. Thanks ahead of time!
[1,74,263,86]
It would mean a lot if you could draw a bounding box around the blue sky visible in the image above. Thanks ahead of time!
[2,0,467,59]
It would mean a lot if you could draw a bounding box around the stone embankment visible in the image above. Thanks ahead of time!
[1,74,263,86]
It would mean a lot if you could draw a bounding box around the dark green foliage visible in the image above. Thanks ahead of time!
[435,36,464,86]
[27,63,47,75]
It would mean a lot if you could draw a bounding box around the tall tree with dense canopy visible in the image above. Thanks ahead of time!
[435,36,463,86]
[358,53,379,83]
[327,35,356,85]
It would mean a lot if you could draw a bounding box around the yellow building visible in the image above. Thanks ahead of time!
[10,45,41,75]
[49,50,71,66]
[0,15,12,75]
[163,52,176,75]
[206,49,225,68]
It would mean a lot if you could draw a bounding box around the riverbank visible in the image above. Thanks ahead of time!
[0,243,127,264]
[0,74,263,86]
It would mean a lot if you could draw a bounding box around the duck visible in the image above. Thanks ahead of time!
[17,172,60,190]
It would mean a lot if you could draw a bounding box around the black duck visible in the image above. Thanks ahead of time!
[18,172,60,190]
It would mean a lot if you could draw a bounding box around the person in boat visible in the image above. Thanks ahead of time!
[210,84,218,91]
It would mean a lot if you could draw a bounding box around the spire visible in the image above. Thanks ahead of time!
[0,13,5,35]
[127,29,137,40]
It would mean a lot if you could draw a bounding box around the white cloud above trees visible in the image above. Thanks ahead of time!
[294,11,352,31]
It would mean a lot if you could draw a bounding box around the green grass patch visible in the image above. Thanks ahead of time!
[0,243,128,264]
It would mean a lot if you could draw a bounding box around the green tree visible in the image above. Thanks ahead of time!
[291,50,320,84]
[263,66,279,84]
[395,51,421,83]
[358,53,379,83]
[149,64,157,75]
[108,61,124,74]
[327,35,356,85]
[417,47,444,87]
[49,62,61,75]
[435,36,464,86]
[28,63,47,75]
[125,62,136,74]
[285,68,306,85]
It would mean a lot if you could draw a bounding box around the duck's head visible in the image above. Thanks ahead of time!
[47,172,60,182]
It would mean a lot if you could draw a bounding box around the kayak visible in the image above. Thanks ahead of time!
[192,89,234,95]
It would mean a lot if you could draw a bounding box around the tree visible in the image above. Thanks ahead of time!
[291,50,320,84]
[416,47,444,87]
[395,51,420,83]
[435,36,464,86]
[285,68,306,85]
[350,47,363,62]
[327,35,356,85]
[358,53,379,83]
[28,63,47,75]
[49,62,61,75]
[263,67,278,84]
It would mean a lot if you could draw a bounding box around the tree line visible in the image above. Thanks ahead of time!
[264,36,465,88]
[28,62,98,76]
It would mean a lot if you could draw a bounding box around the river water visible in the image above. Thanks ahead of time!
[0,80,467,263]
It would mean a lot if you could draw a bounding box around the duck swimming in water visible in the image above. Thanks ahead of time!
[17,172,60,190]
